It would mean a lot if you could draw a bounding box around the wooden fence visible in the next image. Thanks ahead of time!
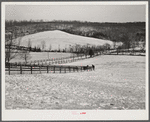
[104,49,146,56]
[5,52,101,75]
[5,49,145,75]
[5,63,93,75]
[11,52,102,66]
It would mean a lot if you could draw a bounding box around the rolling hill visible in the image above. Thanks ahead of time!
[17,30,114,51]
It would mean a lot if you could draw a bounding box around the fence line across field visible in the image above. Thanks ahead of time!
[12,53,101,66]
[5,49,145,75]
[106,49,145,56]
[8,49,145,65]
[6,52,96,75]
[5,63,93,75]
[8,49,145,66]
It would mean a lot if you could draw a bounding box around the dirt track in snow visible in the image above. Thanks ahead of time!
[5,55,146,109]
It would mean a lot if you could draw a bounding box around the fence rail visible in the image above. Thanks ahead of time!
[6,52,99,75]
[5,48,145,75]
[5,63,93,75]
[104,49,146,56]
[9,53,101,66]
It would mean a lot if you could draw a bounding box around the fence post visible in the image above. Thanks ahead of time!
[39,66,41,74]
[45,61,47,65]
[60,66,61,73]
[69,66,71,72]
[31,66,32,74]
[73,55,74,62]
[20,64,22,74]
[9,63,10,75]
[47,66,49,73]
[53,66,55,73]
[64,67,66,73]
[81,67,82,72]
[76,66,78,72]
[117,49,118,55]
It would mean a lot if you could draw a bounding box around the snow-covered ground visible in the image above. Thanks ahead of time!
[10,52,73,63]
[16,30,114,50]
[5,55,146,109]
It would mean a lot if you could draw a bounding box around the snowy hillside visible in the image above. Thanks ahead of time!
[17,30,114,50]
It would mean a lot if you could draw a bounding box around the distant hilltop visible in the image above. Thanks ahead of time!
[5,20,145,51]
[15,30,114,51]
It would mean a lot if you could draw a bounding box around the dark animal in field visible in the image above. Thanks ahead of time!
[92,64,95,70]
[83,65,89,70]
[83,66,86,70]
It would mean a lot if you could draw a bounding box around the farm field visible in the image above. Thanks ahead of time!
[16,30,114,50]
[5,55,146,109]
[10,52,74,63]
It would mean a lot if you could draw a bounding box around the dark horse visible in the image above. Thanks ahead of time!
[83,65,89,70]
[92,64,95,70]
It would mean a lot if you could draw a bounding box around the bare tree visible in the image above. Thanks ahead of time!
[5,31,22,64]
[112,40,117,50]
[69,45,73,53]
[27,39,31,47]
[20,50,31,63]
[119,33,131,52]
[103,43,111,50]
[28,39,32,51]
[49,44,52,52]
[41,41,46,51]
[89,48,94,57]
[37,45,41,52]
[58,44,60,52]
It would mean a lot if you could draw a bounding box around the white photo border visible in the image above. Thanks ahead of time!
[1,1,149,120]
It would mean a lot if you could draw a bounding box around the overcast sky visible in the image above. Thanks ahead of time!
[5,5,146,22]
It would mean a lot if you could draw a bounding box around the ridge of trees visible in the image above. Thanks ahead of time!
[5,19,145,27]
[5,20,146,56]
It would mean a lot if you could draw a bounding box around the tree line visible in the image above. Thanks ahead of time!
[5,20,146,64]
[5,20,145,51]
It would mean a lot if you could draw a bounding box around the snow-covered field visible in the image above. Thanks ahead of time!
[5,55,146,109]
[17,30,114,50]
[10,52,74,63]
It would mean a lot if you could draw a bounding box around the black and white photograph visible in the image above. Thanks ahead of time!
[2,1,149,120]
